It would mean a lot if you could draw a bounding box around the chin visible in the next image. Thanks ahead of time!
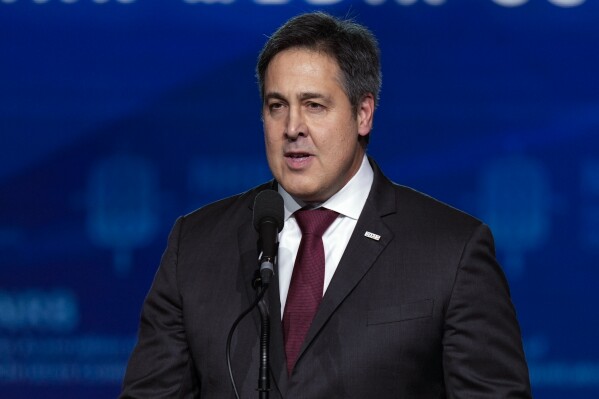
[295,190,328,204]
[285,184,321,203]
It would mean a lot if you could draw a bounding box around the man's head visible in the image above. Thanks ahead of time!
[257,12,382,118]
[257,13,382,204]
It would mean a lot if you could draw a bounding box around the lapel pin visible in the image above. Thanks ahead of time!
[364,231,381,241]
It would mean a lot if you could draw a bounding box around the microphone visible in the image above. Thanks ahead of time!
[253,189,284,286]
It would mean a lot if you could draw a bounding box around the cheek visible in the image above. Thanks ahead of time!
[323,127,351,153]
[264,120,283,141]
[263,127,276,148]
[263,136,281,170]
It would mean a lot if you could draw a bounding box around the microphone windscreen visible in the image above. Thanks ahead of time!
[253,190,284,232]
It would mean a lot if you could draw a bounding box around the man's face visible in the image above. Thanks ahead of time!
[262,48,374,203]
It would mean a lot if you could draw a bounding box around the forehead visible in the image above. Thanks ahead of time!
[264,48,343,90]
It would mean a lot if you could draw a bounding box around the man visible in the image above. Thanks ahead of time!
[121,12,532,398]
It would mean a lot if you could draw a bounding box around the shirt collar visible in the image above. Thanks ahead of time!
[278,155,374,221]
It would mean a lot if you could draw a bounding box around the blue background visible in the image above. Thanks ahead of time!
[1,0,598,398]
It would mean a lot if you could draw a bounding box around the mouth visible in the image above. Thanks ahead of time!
[285,152,312,159]
[284,151,314,169]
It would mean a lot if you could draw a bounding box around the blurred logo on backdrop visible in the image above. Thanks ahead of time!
[0,290,78,333]
[0,288,135,385]
[86,154,160,277]
[479,156,552,278]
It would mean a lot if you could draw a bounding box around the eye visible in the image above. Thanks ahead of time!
[306,102,325,111]
[268,101,285,113]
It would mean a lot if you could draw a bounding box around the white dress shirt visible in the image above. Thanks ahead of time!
[277,155,374,317]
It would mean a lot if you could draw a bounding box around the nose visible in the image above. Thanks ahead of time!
[285,105,307,141]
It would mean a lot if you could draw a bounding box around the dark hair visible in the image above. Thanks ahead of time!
[256,12,382,114]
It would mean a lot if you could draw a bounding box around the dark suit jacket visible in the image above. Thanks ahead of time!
[120,160,532,398]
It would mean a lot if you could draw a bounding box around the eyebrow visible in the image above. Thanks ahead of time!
[264,92,286,103]
[264,91,331,103]
[298,92,329,102]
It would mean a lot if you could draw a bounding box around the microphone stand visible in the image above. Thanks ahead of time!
[256,288,270,399]
[255,256,275,399]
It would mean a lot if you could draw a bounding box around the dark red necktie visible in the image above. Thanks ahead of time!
[282,207,339,374]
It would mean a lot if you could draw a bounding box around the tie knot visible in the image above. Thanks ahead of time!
[294,208,339,237]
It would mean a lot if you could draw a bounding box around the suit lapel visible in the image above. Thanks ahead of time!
[295,160,397,367]
[237,217,260,314]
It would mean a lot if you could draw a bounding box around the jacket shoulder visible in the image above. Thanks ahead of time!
[391,183,483,234]
[178,181,274,238]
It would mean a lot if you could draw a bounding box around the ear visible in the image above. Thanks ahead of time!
[357,93,375,138]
